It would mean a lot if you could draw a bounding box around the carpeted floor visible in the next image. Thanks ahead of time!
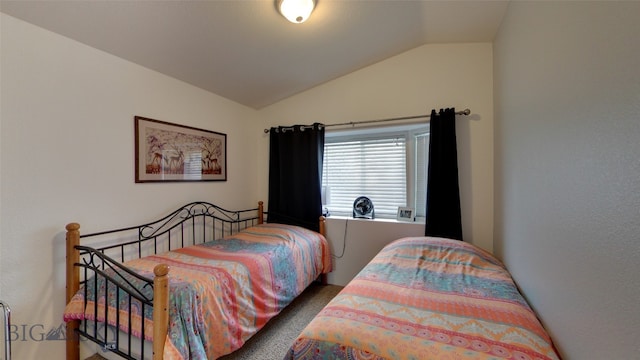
[85,282,343,360]
[85,355,107,360]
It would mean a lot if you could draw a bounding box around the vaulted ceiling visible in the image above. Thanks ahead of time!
[1,1,509,109]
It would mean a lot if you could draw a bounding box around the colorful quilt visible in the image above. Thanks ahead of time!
[64,223,331,359]
[286,237,560,360]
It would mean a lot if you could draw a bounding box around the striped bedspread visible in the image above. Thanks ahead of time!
[286,237,560,360]
[64,223,331,359]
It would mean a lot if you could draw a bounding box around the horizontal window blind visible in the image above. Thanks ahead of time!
[323,136,407,218]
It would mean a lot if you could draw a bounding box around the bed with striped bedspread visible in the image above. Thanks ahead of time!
[64,223,331,359]
[286,236,560,360]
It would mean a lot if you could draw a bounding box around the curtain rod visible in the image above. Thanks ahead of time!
[263,108,471,133]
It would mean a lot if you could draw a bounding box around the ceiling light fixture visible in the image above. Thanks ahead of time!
[278,0,316,24]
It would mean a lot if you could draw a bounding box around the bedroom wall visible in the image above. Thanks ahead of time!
[258,43,494,283]
[493,2,640,359]
[0,14,261,359]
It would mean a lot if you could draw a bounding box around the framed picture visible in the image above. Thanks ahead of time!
[397,207,414,222]
[135,116,227,183]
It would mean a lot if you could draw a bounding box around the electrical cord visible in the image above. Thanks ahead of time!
[331,219,348,259]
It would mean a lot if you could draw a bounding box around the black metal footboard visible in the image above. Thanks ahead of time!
[66,201,265,360]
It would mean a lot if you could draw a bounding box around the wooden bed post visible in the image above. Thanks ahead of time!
[318,216,328,285]
[319,216,326,237]
[258,201,264,224]
[65,223,80,360]
[152,264,170,360]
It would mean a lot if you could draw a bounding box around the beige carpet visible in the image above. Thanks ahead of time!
[85,355,107,360]
[85,282,342,360]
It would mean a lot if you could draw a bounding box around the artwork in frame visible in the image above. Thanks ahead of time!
[135,116,227,182]
[397,207,415,222]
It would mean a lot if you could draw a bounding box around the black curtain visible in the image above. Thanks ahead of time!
[425,108,463,240]
[268,123,325,232]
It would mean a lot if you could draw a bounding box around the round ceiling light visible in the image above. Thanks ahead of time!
[278,0,316,24]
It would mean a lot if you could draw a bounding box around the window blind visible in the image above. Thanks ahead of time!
[323,136,407,218]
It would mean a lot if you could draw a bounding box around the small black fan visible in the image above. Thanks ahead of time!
[353,196,375,219]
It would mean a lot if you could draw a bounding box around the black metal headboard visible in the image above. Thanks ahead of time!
[79,201,265,263]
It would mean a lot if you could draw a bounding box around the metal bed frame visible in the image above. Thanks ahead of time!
[0,300,10,360]
[65,201,265,360]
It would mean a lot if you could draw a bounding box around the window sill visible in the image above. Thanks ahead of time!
[323,214,425,225]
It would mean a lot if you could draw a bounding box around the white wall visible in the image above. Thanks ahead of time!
[493,2,640,359]
[0,14,261,359]
[258,43,495,279]
[324,217,425,286]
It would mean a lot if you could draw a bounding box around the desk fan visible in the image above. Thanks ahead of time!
[353,196,374,219]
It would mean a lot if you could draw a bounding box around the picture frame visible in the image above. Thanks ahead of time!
[396,207,415,222]
[135,116,227,183]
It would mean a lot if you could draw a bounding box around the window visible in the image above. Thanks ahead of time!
[322,124,429,219]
